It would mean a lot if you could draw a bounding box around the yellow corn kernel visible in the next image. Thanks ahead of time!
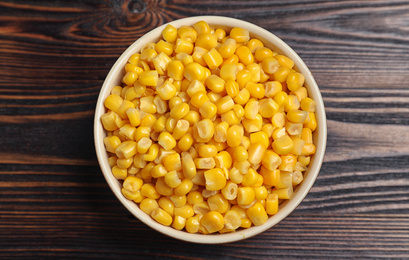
[223,80,239,99]
[134,126,150,142]
[112,165,127,180]
[122,71,138,86]
[128,53,140,65]
[259,98,279,118]
[203,168,226,191]
[140,183,161,200]
[247,143,267,165]
[221,210,240,231]
[108,156,117,168]
[151,116,165,133]
[193,20,211,35]
[232,105,244,121]
[202,48,223,69]
[242,114,263,133]
[140,114,156,128]
[236,69,252,89]
[239,218,252,228]
[184,62,205,82]
[221,54,239,67]
[140,198,159,215]
[226,124,244,148]
[138,60,150,71]
[218,38,237,58]
[232,89,249,107]
[214,151,232,169]
[158,197,175,217]
[214,28,226,41]
[193,201,210,216]
[235,46,254,66]
[208,193,229,213]
[228,167,243,184]
[292,170,304,186]
[194,157,216,170]
[133,152,147,168]
[167,59,184,81]
[104,94,123,113]
[219,64,238,81]
[246,202,268,226]
[138,70,158,87]
[195,118,215,142]
[197,144,217,158]
[260,56,279,74]
[213,121,228,143]
[264,81,282,98]
[150,163,167,178]
[178,133,194,151]
[157,132,176,151]
[174,204,194,219]
[139,96,156,114]
[182,110,199,125]
[215,96,234,114]
[261,124,275,139]
[169,103,189,119]
[301,127,313,144]
[192,46,208,66]
[286,121,303,136]
[162,24,177,42]
[174,38,194,54]
[152,52,172,75]
[155,39,174,56]
[103,135,121,154]
[151,208,173,226]
[237,187,255,207]
[270,113,284,129]
[261,149,282,170]
[101,111,119,131]
[287,110,308,123]
[254,185,268,200]
[230,27,250,43]
[136,137,152,154]
[266,193,279,215]
[300,97,316,113]
[187,191,203,205]
[200,211,224,234]
[254,47,274,61]
[273,66,291,83]
[244,100,259,120]
[171,119,188,140]
[172,215,186,230]
[273,91,288,108]
[141,44,156,58]
[273,186,293,200]
[185,215,200,233]
[115,140,137,159]
[279,154,297,173]
[233,146,248,162]
[169,194,187,208]
[302,143,316,156]
[163,152,182,171]
[189,91,207,109]
[174,178,193,195]
[285,94,301,112]
[275,54,294,69]
[293,86,308,102]
[164,170,182,188]
[154,177,172,197]
[196,33,218,50]
[178,25,197,42]
[242,168,259,187]
[156,80,176,101]
[247,38,264,53]
[245,82,265,99]
[221,181,238,201]
[197,101,216,119]
[304,112,317,132]
[260,166,280,186]
[250,134,270,154]
[206,74,225,93]
[116,100,134,119]
[272,135,294,155]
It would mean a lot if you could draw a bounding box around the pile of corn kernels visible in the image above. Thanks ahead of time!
[101,21,317,234]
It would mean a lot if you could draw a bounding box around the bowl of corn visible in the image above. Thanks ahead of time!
[94,16,327,243]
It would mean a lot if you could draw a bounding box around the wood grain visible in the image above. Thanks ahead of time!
[1,0,409,258]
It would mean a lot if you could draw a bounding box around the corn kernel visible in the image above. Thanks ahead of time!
[237,187,255,207]
[200,211,225,233]
[236,46,254,66]
[226,124,244,148]
[162,24,177,42]
[300,97,316,113]
[151,208,173,226]
[158,132,177,151]
[272,135,294,155]
[230,27,250,43]
[204,168,226,191]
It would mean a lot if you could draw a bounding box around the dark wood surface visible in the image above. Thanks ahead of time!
[1,0,409,258]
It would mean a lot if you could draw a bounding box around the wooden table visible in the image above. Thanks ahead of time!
[1,0,408,258]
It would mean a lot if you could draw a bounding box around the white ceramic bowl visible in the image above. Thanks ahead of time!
[94,16,327,244]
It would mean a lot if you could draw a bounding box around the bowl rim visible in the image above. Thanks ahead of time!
[94,15,327,244]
